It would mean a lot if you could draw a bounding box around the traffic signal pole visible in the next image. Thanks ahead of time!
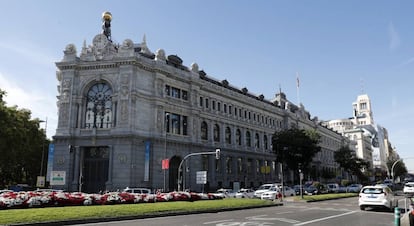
[177,149,220,191]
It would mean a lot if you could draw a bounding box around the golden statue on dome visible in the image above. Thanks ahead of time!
[102,11,112,41]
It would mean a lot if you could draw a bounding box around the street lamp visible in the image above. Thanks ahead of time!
[391,159,403,183]
[39,118,47,177]
[163,113,169,192]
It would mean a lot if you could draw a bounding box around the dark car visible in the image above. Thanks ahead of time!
[304,185,328,195]
[293,185,305,195]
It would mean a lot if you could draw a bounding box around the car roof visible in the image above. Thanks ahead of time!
[405,182,414,185]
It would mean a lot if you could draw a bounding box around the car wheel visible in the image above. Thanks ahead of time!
[359,206,365,211]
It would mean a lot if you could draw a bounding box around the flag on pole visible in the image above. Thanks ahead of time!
[296,73,300,88]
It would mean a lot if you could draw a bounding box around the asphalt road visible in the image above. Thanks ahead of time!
[74,196,408,226]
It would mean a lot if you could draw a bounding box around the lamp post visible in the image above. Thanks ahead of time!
[163,113,169,192]
[39,118,47,177]
[391,159,403,183]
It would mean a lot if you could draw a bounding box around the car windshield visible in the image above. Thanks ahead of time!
[362,188,383,194]
[258,185,272,190]
[405,183,414,187]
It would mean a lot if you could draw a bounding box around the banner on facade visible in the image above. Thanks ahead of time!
[46,144,54,182]
[144,141,151,181]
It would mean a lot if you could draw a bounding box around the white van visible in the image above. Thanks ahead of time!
[123,187,152,194]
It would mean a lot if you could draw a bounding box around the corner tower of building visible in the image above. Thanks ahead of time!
[352,94,374,126]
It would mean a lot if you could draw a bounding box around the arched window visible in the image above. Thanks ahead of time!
[214,124,220,142]
[246,131,251,147]
[85,82,112,128]
[225,127,231,144]
[255,133,260,148]
[264,135,268,150]
[201,121,208,140]
[236,129,241,145]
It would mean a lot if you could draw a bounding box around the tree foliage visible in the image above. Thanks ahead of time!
[334,146,370,182]
[271,128,321,173]
[0,89,49,188]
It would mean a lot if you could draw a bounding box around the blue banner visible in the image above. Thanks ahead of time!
[144,141,151,181]
[46,144,54,182]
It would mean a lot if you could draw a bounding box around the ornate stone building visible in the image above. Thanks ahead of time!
[52,13,346,193]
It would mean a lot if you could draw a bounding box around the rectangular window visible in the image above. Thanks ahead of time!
[200,97,203,107]
[229,106,232,115]
[212,100,216,110]
[171,87,180,98]
[182,90,188,100]
[224,104,227,113]
[205,98,209,108]
[165,85,170,96]
[217,102,221,111]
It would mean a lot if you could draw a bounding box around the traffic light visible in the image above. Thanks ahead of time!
[215,149,221,159]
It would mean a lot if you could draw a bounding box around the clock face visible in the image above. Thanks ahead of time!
[93,34,109,49]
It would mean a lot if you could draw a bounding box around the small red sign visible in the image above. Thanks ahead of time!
[162,159,169,169]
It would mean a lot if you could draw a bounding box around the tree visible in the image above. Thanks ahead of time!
[271,128,321,174]
[0,89,49,188]
[334,146,370,183]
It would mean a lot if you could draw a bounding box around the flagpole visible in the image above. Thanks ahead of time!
[296,72,300,105]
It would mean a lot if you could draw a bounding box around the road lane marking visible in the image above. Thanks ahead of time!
[293,211,357,226]
[246,215,300,223]
[204,219,234,224]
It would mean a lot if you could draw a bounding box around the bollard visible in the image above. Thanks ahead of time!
[395,207,400,226]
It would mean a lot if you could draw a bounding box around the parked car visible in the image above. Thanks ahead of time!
[213,188,236,198]
[260,187,281,201]
[347,184,363,193]
[123,187,152,194]
[358,184,397,211]
[338,186,347,193]
[293,185,305,195]
[281,186,296,197]
[235,188,255,198]
[304,184,328,195]
[403,182,414,196]
[0,189,13,194]
[327,183,339,193]
[253,183,281,198]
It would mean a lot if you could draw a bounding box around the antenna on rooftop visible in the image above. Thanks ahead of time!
[360,78,365,94]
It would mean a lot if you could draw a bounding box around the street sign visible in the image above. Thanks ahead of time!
[196,171,207,184]
[50,171,66,185]
[36,176,45,187]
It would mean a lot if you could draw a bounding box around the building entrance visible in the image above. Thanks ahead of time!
[82,147,109,193]
[169,156,181,191]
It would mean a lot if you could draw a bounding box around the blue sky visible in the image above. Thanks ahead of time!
[1,1,414,172]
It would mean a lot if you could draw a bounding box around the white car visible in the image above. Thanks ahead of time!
[403,182,414,196]
[260,187,281,201]
[235,188,255,198]
[253,183,281,198]
[358,185,397,211]
[213,188,236,198]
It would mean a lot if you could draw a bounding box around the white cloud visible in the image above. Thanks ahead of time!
[0,73,57,138]
[388,22,400,51]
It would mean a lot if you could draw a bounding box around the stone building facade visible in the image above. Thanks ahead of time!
[52,15,347,193]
